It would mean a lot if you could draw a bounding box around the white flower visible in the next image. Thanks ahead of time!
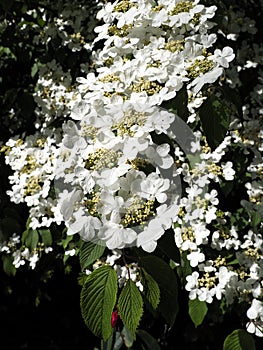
[65,248,76,256]
[12,251,26,268]
[185,184,203,199]
[146,143,174,169]
[98,223,137,250]
[192,222,210,245]
[246,299,263,337]
[137,219,165,253]
[205,206,217,224]
[187,248,205,267]
[213,47,235,68]
[98,190,124,216]
[105,251,121,265]
[77,215,102,241]
[131,172,170,203]
[29,252,39,269]
[222,161,235,180]
[204,189,219,205]
[188,67,224,94]
[247,299,263,320]
[247,321,263,337]
[152,109,175,134]
[185,271,199,291]
[59,189,83,221]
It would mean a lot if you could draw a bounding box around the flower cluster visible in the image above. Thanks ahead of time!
[56,100,179,252]
[0,233,53,270]
[1,0,263,340]
[86,249,143,291]
[1,131,63,229]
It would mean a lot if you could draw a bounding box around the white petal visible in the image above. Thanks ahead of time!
[247,307,258,320]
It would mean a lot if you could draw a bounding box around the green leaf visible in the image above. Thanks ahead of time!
[174,84,189,122]
[139,256,179,327]
[101,334,114,350]
[118,279,143,338]
[79,241,105,271]
[37,17,45,28]
[157,229,180,263]
[60,234,74,249]
[221,181,234,197]
[31,61,43,77]
[25,229,39,250]
[199,94,231,150]
[180,250,192,281]
[80,265,118,340]
[0,46,16,59]
[38,229,52,246]
[26,216,31,230]
[21,229,29,245]
[223,329,256,350]
[188,298,208,327]
[222,86,243,118]
[251,211,261,228]
[137,330,161,350]
[2,255,16,276]
[31,62,39,78]
[141,268,160,310]
[161,84,189,122]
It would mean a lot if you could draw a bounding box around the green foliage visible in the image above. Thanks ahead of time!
[0,1,263,350]
[250,211,261,229]
[222,86,243,118]
[199,94,231,150]
[140,268,160,310]
[60,232,74,250]
[118,279,144,338]
[38,228,52,246]
[230,208,250,231]
[79,241,105,271]
[21,226,52,250]
[80,265,118,340]
[161,84,189,122]
[223,329,256,350]
[22,228,39,250]
[136,329,161,350]
[101,334,114,350]
[188,298,208,327]
[139,256,179,326]
[157,229,181,263]
[177,250,192,283]
[2,254,16,276]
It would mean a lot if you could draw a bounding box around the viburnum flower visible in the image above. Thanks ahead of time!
[56,107,179,251]
[213,47,235,68]
[98,222,137,249]
[246,299,263,337]
[2,3,262,339]
[221,161,235,180]
[187,248,205,267]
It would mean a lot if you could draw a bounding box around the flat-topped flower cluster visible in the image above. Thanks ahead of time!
[56,100,180,252]
[0,0,262,338]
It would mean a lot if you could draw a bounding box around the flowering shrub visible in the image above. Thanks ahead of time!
[0,0,263,349]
